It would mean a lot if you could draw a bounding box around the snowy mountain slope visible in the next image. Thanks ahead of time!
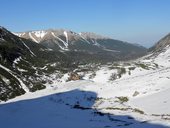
[0,72,169,128]
[0,78,169,127]
[1,44,170,127]
[1,27,170,127]
[0,27,47,100]
[15,29,147,61]
[149,33,170,53]
[0,26,77,101]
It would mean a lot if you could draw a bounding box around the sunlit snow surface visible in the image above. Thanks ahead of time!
[34,30,47,39]
[1,47,170,128]
[29,32,38,43]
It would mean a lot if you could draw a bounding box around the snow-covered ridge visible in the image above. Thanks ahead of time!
[14,29,111,43]
[14,32,25,37]
[29,32,38,43]
[14,30,47,43]
[33,30,47,38]
[13,29,115,51]
[12,28,147,54]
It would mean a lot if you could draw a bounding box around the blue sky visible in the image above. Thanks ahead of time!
[0,0,170,47]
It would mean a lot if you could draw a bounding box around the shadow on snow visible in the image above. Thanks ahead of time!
[0,89,169,128]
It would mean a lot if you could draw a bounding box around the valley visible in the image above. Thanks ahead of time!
[0,26,170,127]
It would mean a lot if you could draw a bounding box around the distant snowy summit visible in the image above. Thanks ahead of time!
[14,28,147,58]
[15,29,110,44]
[0,25,170,105]
[0,26,147,101]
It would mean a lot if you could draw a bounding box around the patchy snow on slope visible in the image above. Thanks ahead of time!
[20,39,36,56]
[13,56,22,68]
[29,32,38,43]
[0,31,6,41]
[0,64,29,92]
[103,48,120,52]
[33,31,47,39]
[17,68,28,72]
[1,45,170,127]
[79,33,91,44]
[0,75,10,85]
[13,57,21,64]
[91,39,101,47]
[63,31,69,45]
[60,73,69,83]
[13,32,25,37]
[0,38,4,41]
[51,32,69,50]
[92,67,117,84]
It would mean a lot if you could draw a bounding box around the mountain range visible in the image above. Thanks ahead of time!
[0,26,170,127]
[15,29,147,61]
[0,26,165,101]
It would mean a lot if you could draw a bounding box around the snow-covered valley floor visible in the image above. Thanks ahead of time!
[1,48,170,128]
